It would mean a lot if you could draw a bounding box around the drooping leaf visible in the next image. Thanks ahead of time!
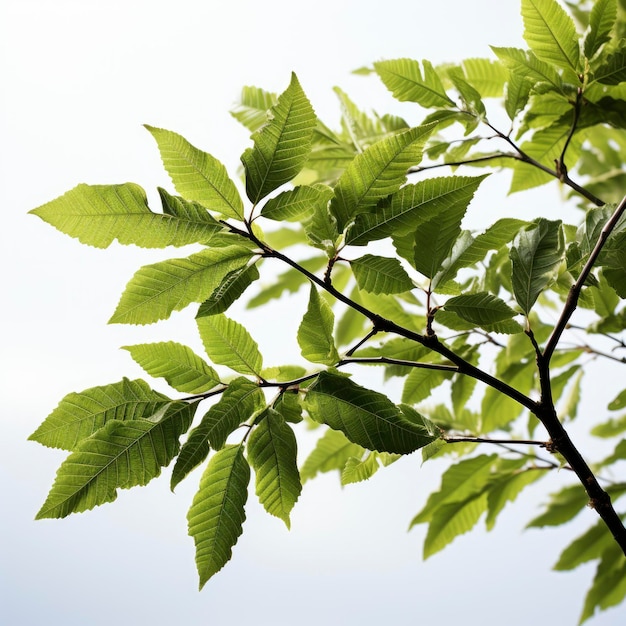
[145,126,244,219]
[110,246,255,325]
[305,371,436,454]
[554,520,617,571]
[401,366,454,404]
[346,175,487,247]
[260,184,333,221]
[330,124,436,232]
[584,0,617,59]
[341,452,380,485]
[375,58,455,108]
[300,427,364,483]
[592,44,626,85]
[29,378,171,451]
[36,401,197,519]
[122,342,221,394]
[187,445,250,589]
[526,484,588,527]
[350,254,414,294]
[247,409,301,527]
[197,314,263,376]
[521,0,581,75]
[196,263,260,318]
[510,219,565,314]
[591,414,626,438]
[29,183,226,249]
[297,284,339,366]
[241,73,317,204]
[171,378,264,490]
[505,71,533,119]
[230,85,277,133]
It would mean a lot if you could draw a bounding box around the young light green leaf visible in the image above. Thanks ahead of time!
[171,379,264,490]
[521,0,581,75]
[350,254,413,294]
[241,73,317,204]
[29,378,171,451]
[374,58,455,108]
[196,263,260,318]
[260,184,333,221]
[29,183,225,249]
[330,124,436,232]
[584,0,617,59]
[504,71,533,120]
[554,520,616,571]
[300,428,364,483]
[145,126,244,219]
[305,371,436,454]
[461,58,509,97]
[247,409,301,527]
[491,46,565,92]
[401,367,454,404]
[197,313,263,376]
[592,45,626,85]
[346,175,487,247]
[511,219,564,314]
[526,484,588,527]
[341,453,380,485]
[122,342,221,394]
[187,445,250,589]
[423,491,489,559]
[297,284,339,366]
[444,292,519,328]
[109,246,255,325]
[230,85,277,133]
[36,401,197,519]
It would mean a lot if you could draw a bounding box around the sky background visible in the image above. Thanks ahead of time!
[1,1,623,624]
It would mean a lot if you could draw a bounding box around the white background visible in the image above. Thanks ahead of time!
[1,1,623,624]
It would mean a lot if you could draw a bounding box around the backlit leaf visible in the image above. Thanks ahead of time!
[584,0,617,59]
[297,284,339,365]
[187,445,250,589]
[341,453,380,485]
[196,263,260,317]
[350,254,413,294]
[300,428,364,483]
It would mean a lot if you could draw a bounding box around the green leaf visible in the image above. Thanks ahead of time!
[300,428,364,483]
[448,69,486,117]
[230,85,277,133]
[341,453,380,485]
[122,342,221,394]
[590,414,626,438]
[330,124,436,232]
[241,73,317,204]
[29,378,171,451]
[554,520,617,571]
[511,218,564,314]
[305,371,436,454]
[401,367,453,404]
[29,183,226,249]
[110,246,255,325]
[145,126,244,219]
[584,0,617,59]
[187,444,250,589]
[247,409,301,527]
[444,292,519,328]
[521,0,581,75]
[350,254,413,294]
[505,72,533,119]
[486,469,546,530]
[197,313,263,376]
[375,58,455,108]
[410,454,496,526]
[171,378,264,490]
[526,484,588,527]
[592,44,626,85]
[491,46,565,92]
[297,284,339,366]
[260,184,333,221]
[36,401,196,519]
[423,491,489,558]
[346,175,487,247]
[461,58,509,97]
[196,263,260,318]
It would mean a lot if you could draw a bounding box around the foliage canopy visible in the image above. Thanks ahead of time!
[31,0,626,622]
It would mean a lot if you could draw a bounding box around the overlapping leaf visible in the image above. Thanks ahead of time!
[247,409,301,527]
[29,378,171,450]
[241,73,316,204]
[350,254,413,294]
[171,378,264,490]
[584,0,617,59]
[305,371,436,454]
[300,428,364,482]
[146,126,244,219]
[196,263,260,318]
[330,124,436,232]
[297,285,339,365]
[197,313,263,376]
[110,246,255,325]
[187,445,250,588]
[36,401,197,519]
[30,183,225,248]
[443,292,520,329]
[123,342,221,393]
[260,184,333,221]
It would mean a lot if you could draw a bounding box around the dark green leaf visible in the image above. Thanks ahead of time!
[350,254,414,294]
[584,0,617,59]
[297,285,339,365]
[196,263,260,317]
